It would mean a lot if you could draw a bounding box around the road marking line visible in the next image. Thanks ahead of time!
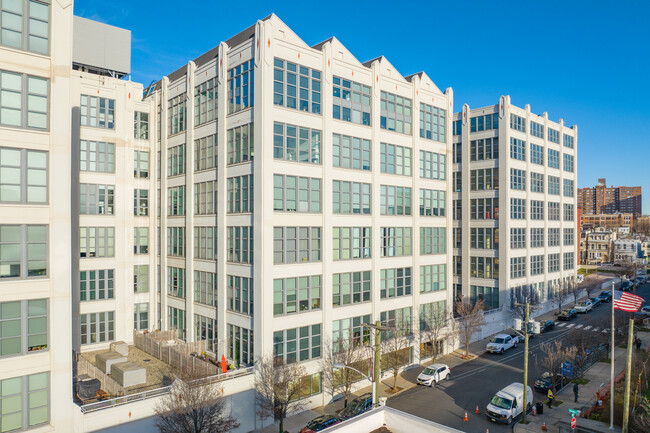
[591,327,598,332]
[557,323,566,327]
[567,324,575,328]
[575,324,583,329]
[584,326,592,330]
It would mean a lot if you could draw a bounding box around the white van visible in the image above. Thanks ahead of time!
[485,382,533,424]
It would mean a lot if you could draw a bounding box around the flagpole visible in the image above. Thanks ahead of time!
[610,281,615,430]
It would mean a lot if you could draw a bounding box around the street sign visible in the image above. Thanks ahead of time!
[571,417,576,430]
[568,409,581,416]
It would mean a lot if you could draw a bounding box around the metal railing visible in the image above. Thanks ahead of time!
[80,386,171,413]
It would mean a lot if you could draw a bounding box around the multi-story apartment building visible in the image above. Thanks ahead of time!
[581,212,634,230]
[452,97,578,309]
[578,178,642,216]
[147,14,454,383]
[580,227,616,265]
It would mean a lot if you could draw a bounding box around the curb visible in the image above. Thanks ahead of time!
[385,383,419,399]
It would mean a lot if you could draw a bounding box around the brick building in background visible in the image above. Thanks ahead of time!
[578,178,642,216]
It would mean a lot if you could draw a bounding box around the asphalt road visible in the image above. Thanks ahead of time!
[388,282,650,432]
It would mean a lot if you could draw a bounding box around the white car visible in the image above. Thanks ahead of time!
[416,363,451,387]
[574,300,593,313]
[486,334,518,354]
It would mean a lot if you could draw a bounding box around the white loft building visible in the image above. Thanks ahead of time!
[452,97,578,310]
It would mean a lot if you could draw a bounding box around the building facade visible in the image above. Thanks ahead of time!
[580,213,634,230]
[452,97,578,309]
[580,227,616,265]
[578,178,642,216]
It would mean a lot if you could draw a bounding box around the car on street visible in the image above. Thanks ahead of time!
[598,291,612,303]
[416,363,451,387]
[533,372,564,393]
[640,306,650,316]
[485,382,533,425]
[558,309,577,321]
[539,320,555,333]
[486,334,518,354]
[300,414,341,433]
[589,297,602,308]
[621,281,633,291]
[337,393,373,421]
[574,300,593,313]
[636,277,645,287]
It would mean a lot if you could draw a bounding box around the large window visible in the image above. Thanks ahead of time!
[227,275,253,315]
[564,228,574,246]
[167,93,186,136]
[510,198,526,219]
[195,226,217,260]
[470,168,499,191]
[419,150,446,180]
[273,122,321,164]
[548,253,560,273]
[510,228,526,249]
[1,71,48,129]
[380,185,411,216]
[470,113,498,132]
[227,123,254,165]
[381,227,412,257]
[531,255,544,276]
[548,202,560,220]
[133,227,148,254]
[0,299,47,356]
[333,180,370,214]
[194,134,217,172]
[80,269,114,301]
[81,95,114,129]
[548,128,559,144]
[194,180,216,215]
[510,168,526,190]
[80,311,114,344]
[167,266,185,298]
[134,303,149,331]
[79,227,113,258]
[563,134,574,148]
[1,0,50,54]
[273,324,321,363]
[134,150,149,178]
[273,227,321,264]
[380,267,412,298]
[470,286,499,309]
[195,271,217,307]
[0,147,47,203]
[227,174,254,213]
[332,316,370,347]
[419,189,445,217]
[228,324,254,367]
[564,203,574,221]
[563,154,574,173]
[133,189,148,216]
[420,103,446,142]
[167,185,185,216]
[510,138,525,161]
[548,149,559,169]
[380,91,412,134]
[530,172,544,193]
[273,59,320,114]
[194,77,217,126]
[273,174,320,213]
[80,140,115,173]
[228,60,254,114]
[420,264,446,293]
[420,227,446,255]
[470,138,499,161]
[531,200,544,220]
[332,134,370,170]
[530,143,544,165]
[470,198,499,220]
[548,175,560,195]
[510,257,526,279]
[531,228,544,248]
[0,372,49,431]
[530,121,543,138]
[380,307,412,337]
[166,227,185,257]
[333,227,371,260]
[471,227,498,249]
[273,275,321,316]
[168,307,186,339]
[420,301,447,332]
[564,179,574,197]
[226,226,253,264]
[134,112,149,139]
[332,76,370,125]
[548,228,560,247]
[380,143,411,176]
[470,257,499,279]
[133,265,149,293]
[333,271,371,306]
[510,113,525,132]
[194,314,215,352]
[564,252,575,270]
[167,144,185,177]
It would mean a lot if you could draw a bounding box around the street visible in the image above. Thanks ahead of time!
[388,281,650,432]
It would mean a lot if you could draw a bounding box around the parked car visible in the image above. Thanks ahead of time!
[574,300,593,313]
[558,309,577,321]
[589,297,602,308]
[640,306,650,316]
[636,277,645,288]
[621,281,633,292]
[533,372,565,393]
[486,382,533,425]
[338,393,373,421]
[486,334,518,354]
[598,291,612,303]
[539,320,555,333]
[300,414,341,433]
[416,363,451,387]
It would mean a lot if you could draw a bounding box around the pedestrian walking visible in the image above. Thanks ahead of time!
[547,388,555,408]
[573,383,579,403]
[636,338,642,351]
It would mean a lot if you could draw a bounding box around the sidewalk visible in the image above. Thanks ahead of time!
[514,347,628,433]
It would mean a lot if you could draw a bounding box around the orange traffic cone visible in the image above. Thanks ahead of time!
[463,411,469,421]
[475,405,480,414]
[542,421,547,431]
[486,429,489,433]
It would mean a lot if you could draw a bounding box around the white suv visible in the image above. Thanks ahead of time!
[416,364,451,387]
[574,300,593,313]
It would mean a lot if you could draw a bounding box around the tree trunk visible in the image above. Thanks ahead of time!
[344,395,348,408]
[279,418,284,433]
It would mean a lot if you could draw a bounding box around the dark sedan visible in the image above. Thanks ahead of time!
[338,393,373,421]
[598,291,612,303]
[589,297,602,308]
[558,309,577,321]
[540,320,555,333]
[300,414,341,433]
[533,372,565,393]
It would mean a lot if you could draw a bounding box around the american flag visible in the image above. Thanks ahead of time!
[613,290,644,312]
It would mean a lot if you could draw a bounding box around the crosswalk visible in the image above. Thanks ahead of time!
[556,322,603,333]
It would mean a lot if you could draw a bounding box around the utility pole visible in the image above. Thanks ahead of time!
[515,302,541,425]
[361,321,394,408]
[622,318,634,433]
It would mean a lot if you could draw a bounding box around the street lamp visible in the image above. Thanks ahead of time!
[333,363,376,408]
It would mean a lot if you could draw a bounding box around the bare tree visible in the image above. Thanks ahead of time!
[154,372,239,433]
[454,297,486,357]
[634,217,650,236]
[419,308,454,363]
[535,341,576,390]
[320,336,371,408]
[550,280,572,313]
[577,275,603,299]
[255,355,308,433]
[381,325,413,391]
[565,327,608,380]
[510,285,541,322]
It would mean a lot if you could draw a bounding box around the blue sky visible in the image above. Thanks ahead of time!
[75,0,650,214]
